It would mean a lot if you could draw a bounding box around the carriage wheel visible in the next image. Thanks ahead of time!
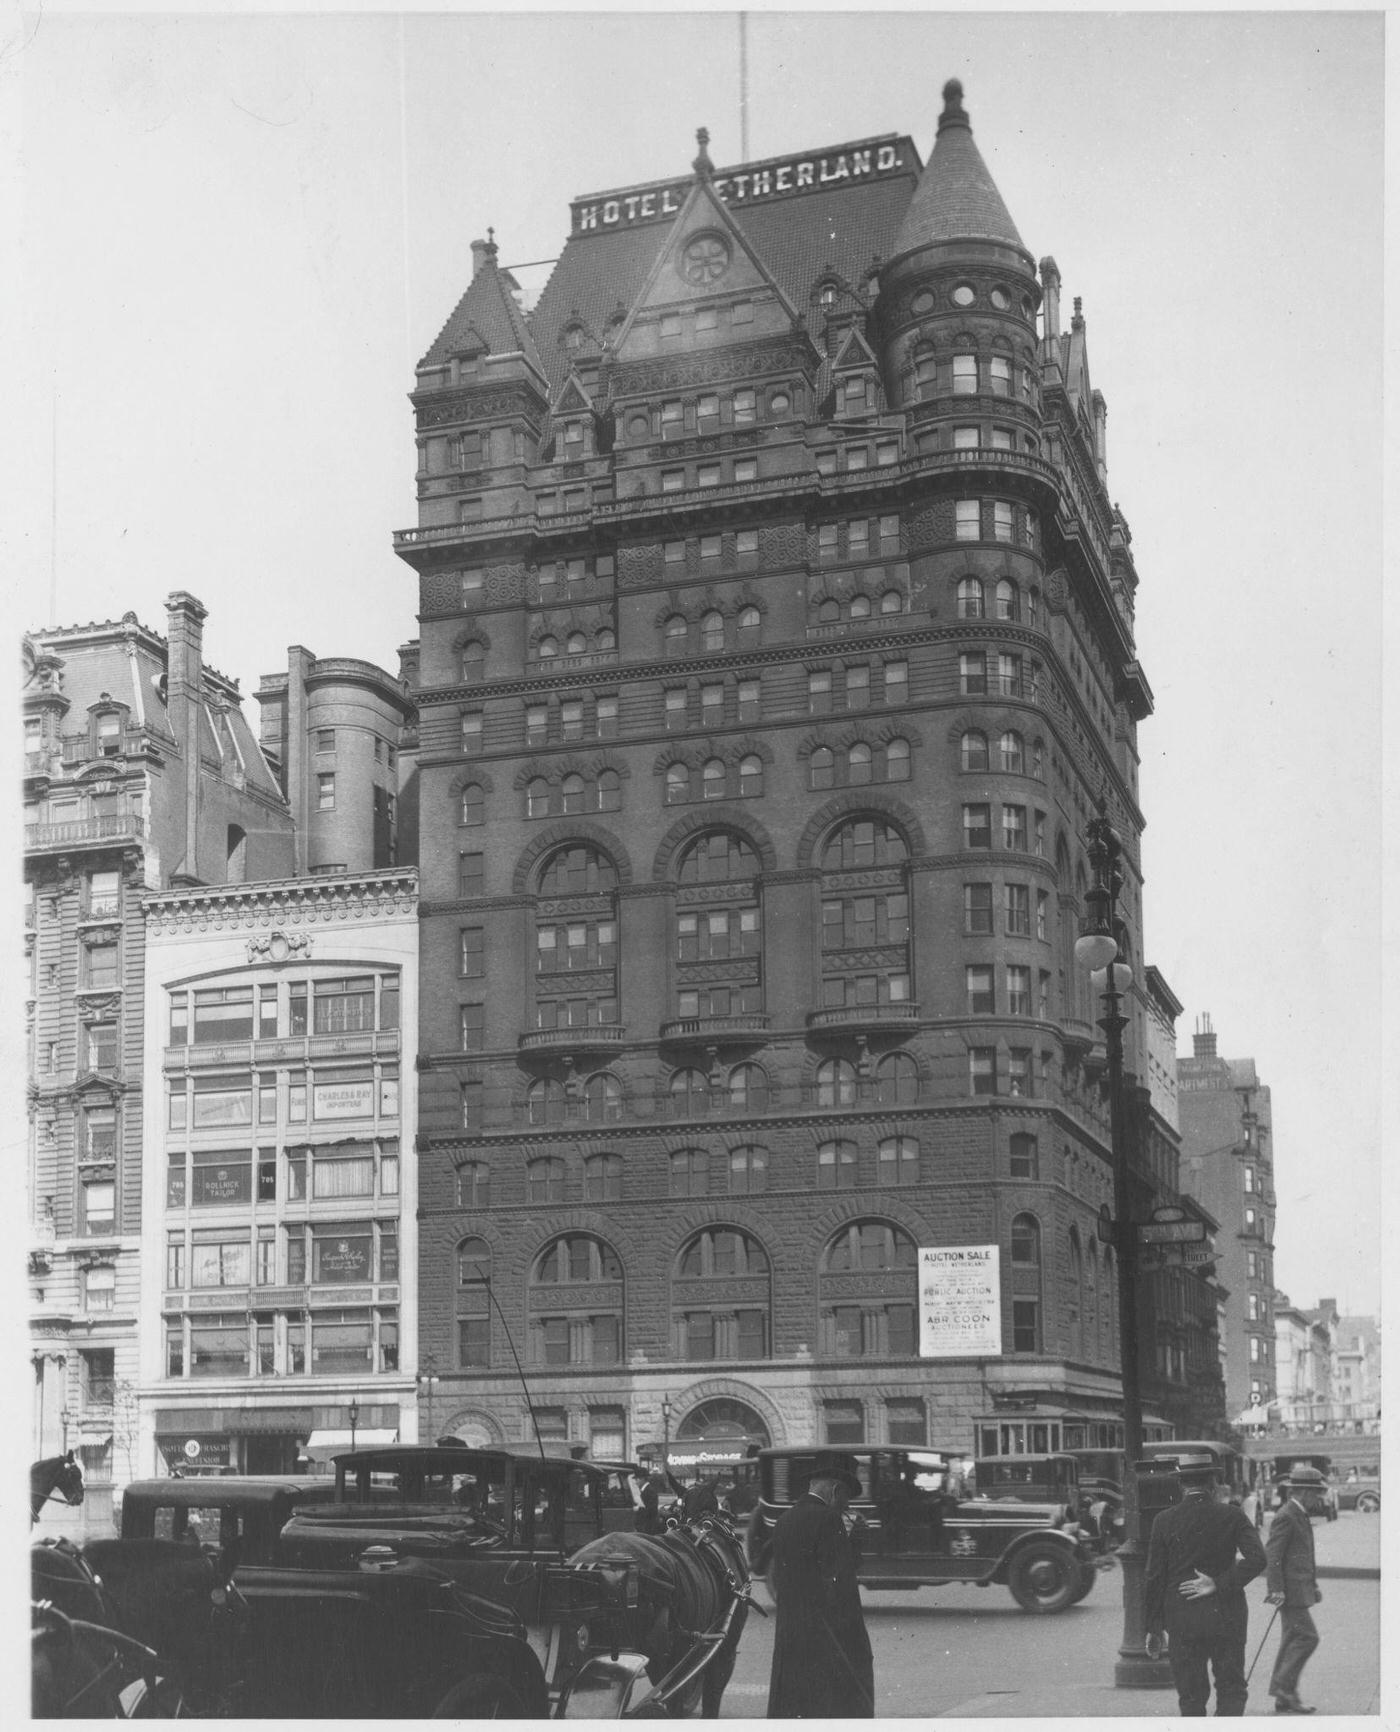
[430,1673,529,1718]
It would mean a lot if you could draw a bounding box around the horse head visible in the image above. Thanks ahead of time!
[30,1454,85,1525]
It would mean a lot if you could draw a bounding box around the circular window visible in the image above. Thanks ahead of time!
[770,390,790,415]
[990,287,1011,311]
[627,413,649,440]
[910,288,935,316]
[951,283,976,307]
[679,233,731,286]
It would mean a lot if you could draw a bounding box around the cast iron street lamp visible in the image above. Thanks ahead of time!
[416,1357,440,1445]
[348,1396,360,1452]
[1075,801,1168,1689]
[661,1395,672,1469]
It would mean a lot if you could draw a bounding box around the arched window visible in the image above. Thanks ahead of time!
[527,778,551,818]
[1102,1248,1117,1361]
[679,1227,768,1278]
[456,1236,491,1366]
[878,1136,919,1185]
[461,783,485,826]
[961,730,989,771]
[738,754,763,798]
[664,615,689,655]
[461,641,486,683]
[737,606,762,649]
[673,1228,771,1361]
[596,628,616,653]
[1031,738,1045,779]
[809,746,835,790]
[816,1058,857,1107]
[880,589,904,615]
[817,1138,858,1189]
[665,763,690,805]
[999,731,1024,774]
[701,611,725,652]
[849,594,871,621]
[527,1156,566,1203]
[847,742,872,785]
[702,758,726,799]
[539,845,617,895]
[957,577,985,619]
[884,738,911,782]
[561,773,586,814]
[526,1079,567,1126]
[819,1220,917,1357]
[584,1153,622,1202]
[1068,1228,1084,1359]
[597,769,621,812]
[1085,1240,1100,1363]
[913,346,937,392]
[821,818,908,870]
[669,1147,709,1196]
[818,598,841,625]
[677,832,758,883]
[566,631,587,657]
[728,1063,769,1112]
[529,1234,623,1367]
[537,635,559,660]
[995,579,1020,621]
[875,1052,918,1104]
[727,1144,768,1193]
[583,1072,623,1122]
[669,1068,711,1118]
[1011,1213,1042,1352]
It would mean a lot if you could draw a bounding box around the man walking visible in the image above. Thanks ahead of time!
[1266,1466,1323,1714]
[767,1452,874,1718]
[1145,1452,1268,1716]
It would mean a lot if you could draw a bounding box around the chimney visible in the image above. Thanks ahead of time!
[1193,1011,1217,1059]
[286,645,316,876]
[470,238,490,280]
[1039,257,1061,338]
[1091,388,1108,480]
[165,592,208,885]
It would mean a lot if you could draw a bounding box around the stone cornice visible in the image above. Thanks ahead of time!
[145,869,418,935]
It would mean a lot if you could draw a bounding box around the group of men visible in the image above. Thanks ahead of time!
[757,1450,1324,1718]
[1146,1458,1324,1716]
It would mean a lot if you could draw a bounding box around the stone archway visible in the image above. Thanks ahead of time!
[438,1408,505,1449]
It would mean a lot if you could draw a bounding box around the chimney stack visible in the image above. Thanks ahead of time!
[165,592,208,885]
[1193,1011,1217,1059]
[1039,257,1061,338]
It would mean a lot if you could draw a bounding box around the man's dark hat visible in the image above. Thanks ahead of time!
[1280,1464,1325,1487]
[805,1451,863,1495]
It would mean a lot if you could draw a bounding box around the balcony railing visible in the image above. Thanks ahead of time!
[806,1003,921,1032]
[518,1025,627,1053]
[658,1013,771,1043]
[25,814,145,852]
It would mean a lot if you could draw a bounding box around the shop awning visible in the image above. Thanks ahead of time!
[77,1434,112,1453]
[302,1428,397,1459]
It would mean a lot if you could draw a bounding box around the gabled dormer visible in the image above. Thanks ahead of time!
[547,372,605,462]
[827,324,885,421]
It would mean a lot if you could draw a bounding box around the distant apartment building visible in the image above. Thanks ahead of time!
[1330,1311,1381,1429]
[1273,1292,1331,1431]
[1177,1016,1276,1421]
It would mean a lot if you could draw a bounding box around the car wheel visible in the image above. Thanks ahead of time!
[430,1673,529,1719]
[1007,1543,1078,1614]
[1356,1493,1380,1514]
[1068,1562,1098,1605]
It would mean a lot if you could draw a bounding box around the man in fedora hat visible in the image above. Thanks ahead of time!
[1265,1467,1323,1713]
[767,1451,874,1717]
[1145,1452,1267,1716]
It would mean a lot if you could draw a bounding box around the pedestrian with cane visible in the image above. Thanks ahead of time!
[1145,1451,1268,1715]
[1265,1466,1324,1714]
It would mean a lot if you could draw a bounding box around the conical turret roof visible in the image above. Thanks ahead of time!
[421,231,545,375]
[892,80,1026,257]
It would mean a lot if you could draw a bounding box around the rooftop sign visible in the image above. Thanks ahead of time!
[571,135,918,236]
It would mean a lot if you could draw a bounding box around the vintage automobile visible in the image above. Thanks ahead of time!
[275,1444,753,1715]
[1337,1475,1381,1513]
[119,1475,337,1556]
[971,1453,1123,1554]
[746,1446,1098,1613]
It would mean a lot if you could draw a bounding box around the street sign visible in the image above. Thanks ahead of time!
[1150,1205,1187,1224]
[1178,1244,1217,1266]
[1137,1218,1208,1245]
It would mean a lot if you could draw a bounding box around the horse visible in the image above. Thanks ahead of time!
[569,1510,753,1716]
[31,1453,84,1525]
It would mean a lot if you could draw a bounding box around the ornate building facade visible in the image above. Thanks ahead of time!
[396,83,1218,1466]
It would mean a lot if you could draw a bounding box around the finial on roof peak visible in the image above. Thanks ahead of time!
[938,78,970,134]
[485,227,498,258]
[693,126,714,179]
[1072,294,1085,330]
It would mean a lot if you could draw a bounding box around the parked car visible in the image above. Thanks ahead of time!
[971,1453,1123,1553]
[746,1446,1098,1613]
[1337,1476,1381,1513]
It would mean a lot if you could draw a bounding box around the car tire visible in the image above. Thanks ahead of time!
[430,1673,530,1719]
[1068,1562,1098,1606]
[1356,1493,1380,1514]
[1007,1543,1078,1614]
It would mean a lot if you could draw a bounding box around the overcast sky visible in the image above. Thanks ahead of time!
[7,7,1385,1316]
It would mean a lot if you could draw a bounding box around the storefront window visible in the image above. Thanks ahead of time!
[311,1224,373,1284]
[189,1315,249,1377]
[314,978,375,1035]
[191,1149,251,1207]
[312,1309,372,1373]
[191,1076,251,1128]
[192,988,254,1045]
[191,1229,251,1288]
[312,1147,374,1198]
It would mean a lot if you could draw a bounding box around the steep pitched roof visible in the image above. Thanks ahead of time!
[892,80,1026,258]
[421,235,545,375]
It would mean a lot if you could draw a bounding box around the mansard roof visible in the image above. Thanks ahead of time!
[891,80,1027,260]
[422,234,545,377]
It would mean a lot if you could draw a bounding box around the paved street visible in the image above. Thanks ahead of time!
[722,1512,1380,1718]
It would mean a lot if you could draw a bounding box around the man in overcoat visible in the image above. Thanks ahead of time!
[1265,1466,1323,1713]
[1145,1453,1267,1716]
[766,1452,874,1718]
